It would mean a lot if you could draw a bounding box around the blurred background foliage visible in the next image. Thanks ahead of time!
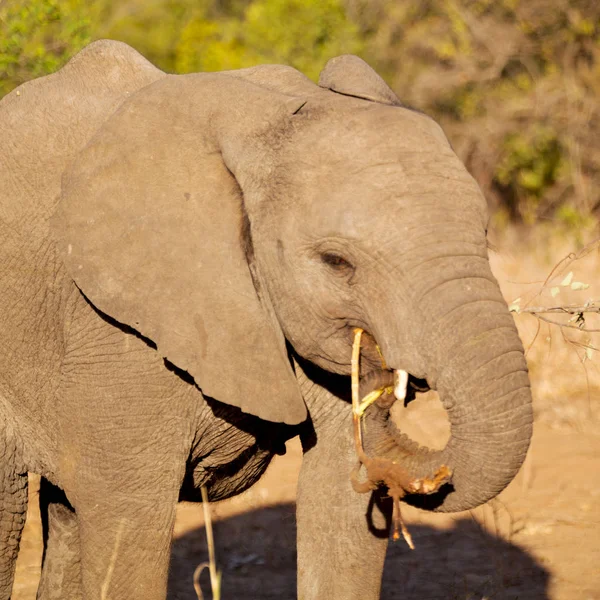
[1,0,599,232]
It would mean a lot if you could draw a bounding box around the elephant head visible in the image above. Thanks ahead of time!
[53,55,532,513]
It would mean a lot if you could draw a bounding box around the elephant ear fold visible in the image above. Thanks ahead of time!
[318,55,401,106]
[53,76,306,425]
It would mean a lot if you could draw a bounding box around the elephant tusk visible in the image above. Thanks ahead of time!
[394,369,409,402]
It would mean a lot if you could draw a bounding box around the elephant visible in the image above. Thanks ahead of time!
[0,40,533,600]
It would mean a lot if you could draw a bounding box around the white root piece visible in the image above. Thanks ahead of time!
[393,369,409,402]
[356,388,385,416]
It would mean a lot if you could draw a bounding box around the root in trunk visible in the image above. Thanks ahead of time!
[350,328,452,548]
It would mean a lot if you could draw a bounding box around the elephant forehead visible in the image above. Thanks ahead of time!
[283,109,474,197]
[276,160,488,248]
[290,156,486,214]
[292,101,451,157]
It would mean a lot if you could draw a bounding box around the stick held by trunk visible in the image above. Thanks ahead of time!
[350,328,452,548]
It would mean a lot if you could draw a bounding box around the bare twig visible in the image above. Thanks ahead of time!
[510,240,600,340]
[535,314,600,333]
[520,303,600,315]
[524,318,542,358]
[351,327,365,454]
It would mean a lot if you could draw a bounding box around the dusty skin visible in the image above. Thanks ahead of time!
[12,240,600,599]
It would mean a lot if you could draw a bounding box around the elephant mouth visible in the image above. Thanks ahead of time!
[357,367,451,476]
[350,328,444,461]
[305,316,531,518]
[359,368,449,460]
[359,369,430,407]
[351,329,454,544]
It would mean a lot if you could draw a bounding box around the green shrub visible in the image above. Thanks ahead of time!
[495,126,564,223]
[0,0,92,96]
[174,0,363,79]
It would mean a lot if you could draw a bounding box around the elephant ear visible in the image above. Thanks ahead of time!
[318,55,401,106]
[53,73,307,425]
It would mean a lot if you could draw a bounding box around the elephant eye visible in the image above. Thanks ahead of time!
[321,252,355,274]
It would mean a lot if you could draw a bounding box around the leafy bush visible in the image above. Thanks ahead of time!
[0,0,92,96]
[352,0,600,228]
[495,126,564,224]
[174,0,363,79]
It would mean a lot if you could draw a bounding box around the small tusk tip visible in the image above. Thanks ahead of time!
[394,369,409,401]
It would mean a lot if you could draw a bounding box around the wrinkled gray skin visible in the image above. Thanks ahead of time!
[0,41,533,599]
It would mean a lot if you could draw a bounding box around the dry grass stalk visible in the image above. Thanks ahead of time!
[100,519,125,600]
[351,327,365,453]
[193,487,222,600]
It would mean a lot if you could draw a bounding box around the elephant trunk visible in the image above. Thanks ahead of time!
[370,258,533,512]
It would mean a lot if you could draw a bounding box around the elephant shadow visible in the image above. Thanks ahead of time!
[167,502,550,600]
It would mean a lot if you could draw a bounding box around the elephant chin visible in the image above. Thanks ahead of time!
[359,369,438,464]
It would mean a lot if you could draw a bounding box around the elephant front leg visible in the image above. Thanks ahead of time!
[296,411,392,600]
[37,478,82,600]
[75,488,178,600]
[0,427,28,600]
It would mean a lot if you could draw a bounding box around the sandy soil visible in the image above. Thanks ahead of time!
[11,422,600,600]
[10,237,600,600]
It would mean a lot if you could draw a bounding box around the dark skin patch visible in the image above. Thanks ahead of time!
[79,289,157,350]
[240,200,263,296]
[240,202,254,265]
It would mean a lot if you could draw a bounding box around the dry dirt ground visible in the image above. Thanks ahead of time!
[11,234,600,600]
